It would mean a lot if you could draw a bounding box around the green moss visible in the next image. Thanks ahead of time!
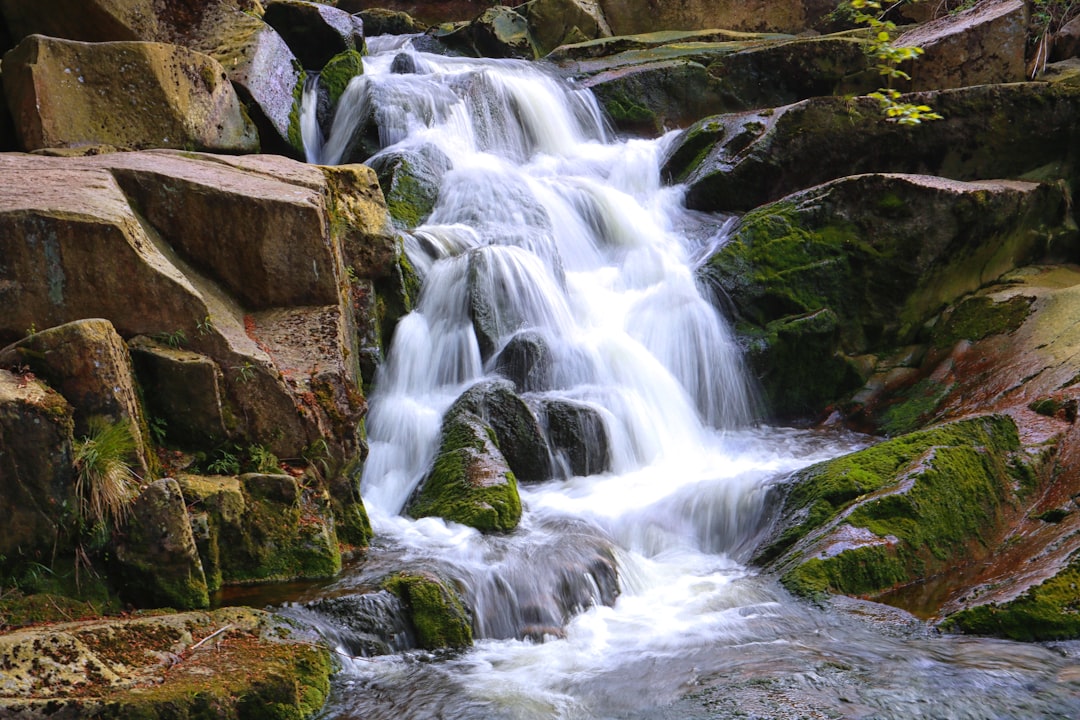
[932,295,1033,348]
[286,63,308,156]
[761,415,1021,567]
[604,92,656,124]
[782,545,910,599]
[409,448,522,532]
[878,377,953,436]
[772,415,1029,601]
[320,50,364,106]
[383,572,473,650]
[943,554,1080,640]
[398,250,421,312]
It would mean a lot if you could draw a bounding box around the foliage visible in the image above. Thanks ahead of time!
[73,417,141,528]
[851,0,943,124]
[1029,0,1080,77]
[196,315,214,336]
[153,328,187,349]
[247,444,281,474]
[235,361,257,383]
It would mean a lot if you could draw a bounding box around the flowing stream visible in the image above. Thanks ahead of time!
[287,36,1080,718]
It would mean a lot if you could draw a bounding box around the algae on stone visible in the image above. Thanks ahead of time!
[383,572,473,650]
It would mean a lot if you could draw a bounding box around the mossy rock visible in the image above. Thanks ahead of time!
[320,49,364,106]
[446,379,552,484]
[382,571,473,650]
[368,143,452,230]
[942,552,1080,641]
[760,415,1034,602]
[408,412,522,533]
[702,173,1069,420]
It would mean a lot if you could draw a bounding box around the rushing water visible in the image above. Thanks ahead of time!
[288,36,1080,718]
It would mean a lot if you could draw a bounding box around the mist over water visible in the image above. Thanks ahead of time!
[293,36,1080,719]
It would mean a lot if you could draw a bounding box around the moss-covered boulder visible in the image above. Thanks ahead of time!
[177,472,341,587]
[448,379,552,484]
[382,571,473,650]
[759,415,1035,602]
[0,607,332,719]
[1,34,258,153]
[319,48,364,108]
[701,173,1072,419]
[669,82,1080,212]
[368,143,453,230]
[263,0,365,70]
[408,411,522,533]
[0,369,76,570]
[113,478,210,610]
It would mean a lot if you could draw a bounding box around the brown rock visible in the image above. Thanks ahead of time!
[0,318,152,479]
[596,0,837,35]
[1,34,259,152]
[0,369,76,566]
[895,0,1028,91]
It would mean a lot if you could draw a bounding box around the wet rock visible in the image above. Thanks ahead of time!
[319,47,365,107]
[894,0,1027,91]
[368,143,453,229]
[263,0,365,70]
[669,82,1080,213]
[701,173,1072,419]
[408,411,522,533]
[382,571,473,650]
[1,34,258,153]
[759,415,1034,603]
[540,398,611,477]
[448,379,553,484]
[492,329,555,392]
[525,0,611,56]
[0,369,76,568]
[0,318,152,479]
[113,478,210,610]
[297,590,414,656]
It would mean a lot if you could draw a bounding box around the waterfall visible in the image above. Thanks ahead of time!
[285,35,1080,720]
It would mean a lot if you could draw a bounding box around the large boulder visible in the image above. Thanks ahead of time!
[894,0,1028,91]
[0,369,75,568]
[177,473,341,587]
[759,416,1036,606]
[0,151,398,546]
[112,478,210,610]
[702,173,1072,419]
[0,319,152,479]
[262,0,365,70]
[408,411,522,533]
[596,0,838,35]
[668,81,1080,213]
[1,34,258,152]
[186,5,307,156]
[572,33,875,135]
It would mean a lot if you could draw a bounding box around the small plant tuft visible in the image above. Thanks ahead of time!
[154,329,187,349]
[73,417,141,528]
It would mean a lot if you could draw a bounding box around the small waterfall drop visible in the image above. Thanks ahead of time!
[289,35,1080,720]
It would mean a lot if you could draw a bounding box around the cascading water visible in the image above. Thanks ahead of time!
[286,36,1080,719]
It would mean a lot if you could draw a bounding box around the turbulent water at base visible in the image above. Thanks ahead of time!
[288,36,1080,719]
